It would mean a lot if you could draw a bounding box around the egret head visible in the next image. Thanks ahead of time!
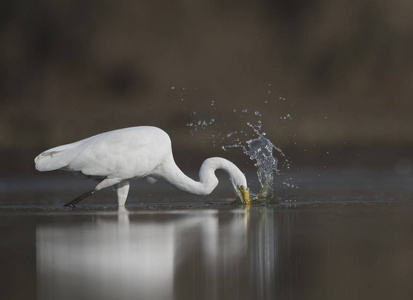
[237,185,250,205]
[231,173,250,205]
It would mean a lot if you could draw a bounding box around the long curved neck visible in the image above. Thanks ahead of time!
[156,156,242,196]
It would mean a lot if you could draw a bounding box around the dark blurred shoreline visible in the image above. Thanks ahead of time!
[1,1,412,175]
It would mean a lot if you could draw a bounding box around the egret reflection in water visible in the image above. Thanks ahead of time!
[36,207,280,300]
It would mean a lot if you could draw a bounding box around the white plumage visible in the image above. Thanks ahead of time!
[35,126,250,206]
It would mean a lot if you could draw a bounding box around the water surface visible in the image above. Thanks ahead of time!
[1,169,413,300]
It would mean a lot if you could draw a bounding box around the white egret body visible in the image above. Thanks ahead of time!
[34,126,250,206]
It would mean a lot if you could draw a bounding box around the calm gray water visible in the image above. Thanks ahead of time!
[1,169,413,300]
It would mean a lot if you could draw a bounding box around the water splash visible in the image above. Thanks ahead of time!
[186,116,216,136]
[223,122,289,202]
[173,84,295,202]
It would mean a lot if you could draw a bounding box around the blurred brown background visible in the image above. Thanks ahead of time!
[1,0,412,174]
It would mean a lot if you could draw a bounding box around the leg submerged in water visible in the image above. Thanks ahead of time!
[64,189,97,207]
[63,178,122,207]
[116,181,130,206]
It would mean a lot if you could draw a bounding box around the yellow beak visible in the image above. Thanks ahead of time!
[238,185,250,205]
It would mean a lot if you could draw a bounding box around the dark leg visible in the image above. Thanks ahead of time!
[64,189,97,208]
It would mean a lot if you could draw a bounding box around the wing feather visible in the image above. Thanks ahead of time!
[34,126,171,179]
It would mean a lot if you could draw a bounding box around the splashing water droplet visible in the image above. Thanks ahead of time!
[182,98,295,203]
[244,123,288,200]
[246,137,278,199]
[223,122,289,203]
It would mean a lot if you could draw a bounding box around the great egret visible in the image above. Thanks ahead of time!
[34,126,250,207]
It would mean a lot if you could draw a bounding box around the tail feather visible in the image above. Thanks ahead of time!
[34,140,87,172]
[35,151,69,171]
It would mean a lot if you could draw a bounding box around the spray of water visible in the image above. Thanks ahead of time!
[174,84,295,203]
[223,122,289,202]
